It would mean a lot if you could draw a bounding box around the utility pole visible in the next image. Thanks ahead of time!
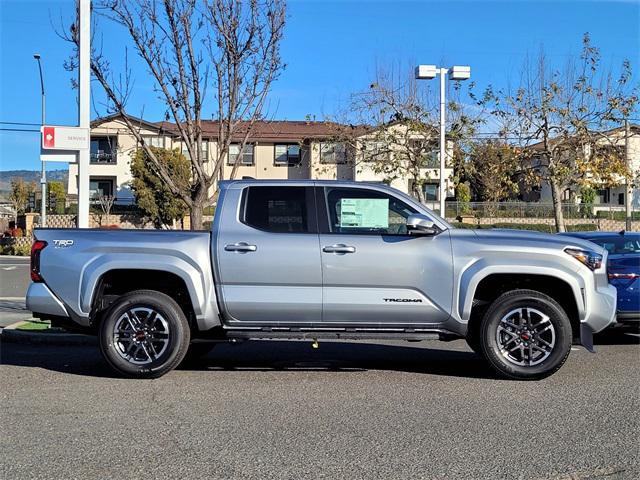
[77,0,90,228]
[625,119,632,231]
[34,54,46,227]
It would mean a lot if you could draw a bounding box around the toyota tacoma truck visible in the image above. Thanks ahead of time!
[26,180,616,379]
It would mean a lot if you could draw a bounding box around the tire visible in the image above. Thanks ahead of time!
[180,343,217,366]
[99,290,190,379]
[479,289,572,380]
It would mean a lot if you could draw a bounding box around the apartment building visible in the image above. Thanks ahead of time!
[528,124,640,210]
[68,114,454,204]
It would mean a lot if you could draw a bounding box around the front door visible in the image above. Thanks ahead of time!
[216,185,322,324]
[318,186,453,325]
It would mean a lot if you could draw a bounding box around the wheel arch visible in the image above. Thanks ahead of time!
[461,269,585,342]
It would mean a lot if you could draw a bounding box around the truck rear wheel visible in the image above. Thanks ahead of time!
[99,290,190,379]
[479,289,572,380]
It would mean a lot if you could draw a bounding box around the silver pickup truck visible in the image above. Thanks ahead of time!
[26,180,616,379]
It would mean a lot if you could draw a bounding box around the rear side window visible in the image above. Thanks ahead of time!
[243,186,312,233]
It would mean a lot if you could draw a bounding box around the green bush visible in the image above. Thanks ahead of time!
[595,210,640,221]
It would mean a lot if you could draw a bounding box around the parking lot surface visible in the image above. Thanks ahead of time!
[1,333,639,479]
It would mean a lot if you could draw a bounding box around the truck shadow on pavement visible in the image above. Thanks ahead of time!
[1,340,497,379]
[2,331,636,379]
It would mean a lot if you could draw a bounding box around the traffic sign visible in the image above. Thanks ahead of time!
[40,148,78,163]
[40,126,89,150]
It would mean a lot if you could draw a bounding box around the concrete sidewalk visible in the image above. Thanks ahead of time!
[0,298,33,328]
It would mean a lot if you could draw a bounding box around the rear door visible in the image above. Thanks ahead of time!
[318,186,453,325]
[216,185,322,324]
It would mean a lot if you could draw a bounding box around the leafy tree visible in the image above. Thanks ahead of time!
[47,181,66,214]
[131,147,190,228]
[455,182,472,215]
[61,0,286,229]
[475,34,638,231]
[9,178,34,221]
[466,141,520,202]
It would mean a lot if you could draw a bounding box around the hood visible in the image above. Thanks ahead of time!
[466,228,607,254]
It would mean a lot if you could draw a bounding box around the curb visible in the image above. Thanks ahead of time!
[0,321,97,346]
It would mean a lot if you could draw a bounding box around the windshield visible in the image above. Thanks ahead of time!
[586,235,640,255]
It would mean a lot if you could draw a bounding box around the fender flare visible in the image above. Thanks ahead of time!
[457,260,586,322]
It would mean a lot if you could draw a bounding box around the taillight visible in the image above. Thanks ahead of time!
[608,273,639,280]
[30,240,47,282]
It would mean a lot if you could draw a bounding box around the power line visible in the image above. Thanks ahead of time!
[0,128,40,133]
[0,121,42,126]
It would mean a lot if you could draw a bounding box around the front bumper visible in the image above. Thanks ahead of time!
[25,282,70,319]
[581,283,617,334]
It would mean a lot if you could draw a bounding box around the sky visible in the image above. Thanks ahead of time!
[0,0,638,171]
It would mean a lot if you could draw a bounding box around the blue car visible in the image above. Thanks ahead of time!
[561,231,640,325]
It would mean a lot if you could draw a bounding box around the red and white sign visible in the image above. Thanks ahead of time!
[40,126,89,151]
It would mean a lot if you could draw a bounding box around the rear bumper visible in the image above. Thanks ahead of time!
[25,282,70,319]
[616,311,640,322]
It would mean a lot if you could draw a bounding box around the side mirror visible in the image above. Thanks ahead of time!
[406,214,438,236]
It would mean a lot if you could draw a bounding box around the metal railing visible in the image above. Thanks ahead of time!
[430,201,639,220]
[90,152,117,164]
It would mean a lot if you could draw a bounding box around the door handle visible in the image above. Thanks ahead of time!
[322,244,356,254]
[225,242,257,253]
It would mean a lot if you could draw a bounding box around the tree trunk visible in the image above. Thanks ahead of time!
[189,183,209,230]
[550,179,566,233]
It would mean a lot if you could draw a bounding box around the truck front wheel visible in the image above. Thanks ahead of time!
[99,290,190,378]
[480,289,572,380]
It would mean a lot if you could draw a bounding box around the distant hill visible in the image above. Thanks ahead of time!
[0,169,68,200]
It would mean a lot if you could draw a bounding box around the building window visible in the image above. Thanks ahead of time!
[362,141,387,161]
[424,183,439,201]
[90,137,117,163]
[409,139,439,168]
[142,135,165,148]
[182,141,208,162]
[597,188,610,204]
[562,189,572,201]
[320,142,346,164]
[242,186,310,233]
[274,144,301,165]
[618,193,625,205]
[228,143,254,166]
[89,179,114,198]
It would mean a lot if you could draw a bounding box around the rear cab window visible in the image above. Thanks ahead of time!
[241,186,317,233]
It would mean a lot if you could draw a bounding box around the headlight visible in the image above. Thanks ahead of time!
[565,248,603,271]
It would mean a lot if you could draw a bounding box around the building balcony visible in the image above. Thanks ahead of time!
[90,152,117,164]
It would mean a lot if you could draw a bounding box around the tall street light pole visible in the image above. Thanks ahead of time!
[415,64,471,217]
[34,53,47,227]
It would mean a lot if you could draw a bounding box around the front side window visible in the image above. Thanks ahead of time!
[228,144,254,166]
[243,186,310,233]
[274,144,301,165]
[325,188,418,235]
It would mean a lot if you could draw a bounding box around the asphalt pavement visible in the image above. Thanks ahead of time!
[1,333,639,479]
[0,256,31,327]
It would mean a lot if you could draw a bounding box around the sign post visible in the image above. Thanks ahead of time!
[77,0,91,228]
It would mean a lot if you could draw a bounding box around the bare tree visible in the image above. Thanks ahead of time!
[332,66,482,203]
[95,193,115,225]
[477,34,638,232]
[61,0,285,229]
